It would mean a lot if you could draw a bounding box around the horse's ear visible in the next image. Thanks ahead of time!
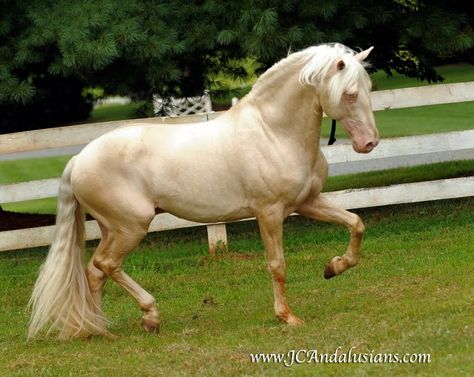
[354,46,374,62]
[336,59,346,71]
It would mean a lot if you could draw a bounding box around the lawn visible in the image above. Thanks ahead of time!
[0,156,71,185]
[87,102,144,123]
[317,63,474,138]
[0,197,472,376]
[320,101,474,138]
[370,63,474,91]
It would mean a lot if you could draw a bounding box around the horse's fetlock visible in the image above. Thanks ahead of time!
[345,256,358,267]
[275,309,289,322]
[140,297,156,312]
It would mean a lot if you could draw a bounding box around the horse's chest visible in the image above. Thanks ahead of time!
[246,157,313,204]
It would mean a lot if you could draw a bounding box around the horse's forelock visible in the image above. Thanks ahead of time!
[327,61,371,104]
[298,44,371,104]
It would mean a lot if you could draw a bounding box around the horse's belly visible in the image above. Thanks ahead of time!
[148,165,253,223]
[153,187,253,223]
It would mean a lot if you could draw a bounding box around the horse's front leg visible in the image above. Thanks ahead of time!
[297,194,365,279]
[257,206,304,326]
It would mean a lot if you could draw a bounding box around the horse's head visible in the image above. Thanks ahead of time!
[302,45,379,153]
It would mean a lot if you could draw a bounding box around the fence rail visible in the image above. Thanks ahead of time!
[1,176,473,252]
[2,129,473,204]
[2,82,473,156]
[1,81,473,252]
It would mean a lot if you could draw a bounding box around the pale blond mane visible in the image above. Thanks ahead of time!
[250,43,371,104]
[250,49,312,94]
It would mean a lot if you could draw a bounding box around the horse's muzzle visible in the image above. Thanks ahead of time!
[353,137,379,153]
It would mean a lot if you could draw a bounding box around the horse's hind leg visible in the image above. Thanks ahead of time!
[297,195,365,279]
[86,223,109,313]
[92,224,161,333]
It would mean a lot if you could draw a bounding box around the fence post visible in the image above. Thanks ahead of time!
[207,224,228,255]
[204,90,213,113]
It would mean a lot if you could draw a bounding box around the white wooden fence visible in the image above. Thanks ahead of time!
[1,82,473,252]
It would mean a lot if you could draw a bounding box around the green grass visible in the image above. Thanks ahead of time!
[87,102,143,123]
[0,156,71,185]
[363,63,474,138]
[371,63,474,91]
[0,154,67,214]
[0,155,70,214]
[0,197,472,376]
[1,198,58,215]
[320,101,474,138]
[321,63,474,138]
[372,102,474,138]
[324,159,474,192]
[0,155,69,214]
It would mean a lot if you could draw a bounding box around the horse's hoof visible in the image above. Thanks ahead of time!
[277,312,304,326]
[142,318,160,333]
[104,331,120,340]
[324,263,336,279]
[286,314,304,326]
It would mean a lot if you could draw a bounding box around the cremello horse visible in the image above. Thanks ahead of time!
[29,43,379,339]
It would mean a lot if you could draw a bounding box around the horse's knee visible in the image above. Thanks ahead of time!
[268,258,286,278]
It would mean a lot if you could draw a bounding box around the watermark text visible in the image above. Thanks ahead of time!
[250,346,431,367]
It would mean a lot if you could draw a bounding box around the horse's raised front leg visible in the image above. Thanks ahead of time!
[257,206,304,326]
[297,194,365,279]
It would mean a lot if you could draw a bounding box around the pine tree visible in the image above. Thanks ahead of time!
[0,0,472,133]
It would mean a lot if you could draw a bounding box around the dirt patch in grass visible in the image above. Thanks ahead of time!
[0,207,95,231]
[0,208,55,231]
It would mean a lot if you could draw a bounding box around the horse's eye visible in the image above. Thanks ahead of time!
[345,92,358,102]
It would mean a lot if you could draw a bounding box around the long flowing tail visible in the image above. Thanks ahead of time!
[28,157,106,339]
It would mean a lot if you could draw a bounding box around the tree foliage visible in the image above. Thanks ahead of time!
[1,0,473,132]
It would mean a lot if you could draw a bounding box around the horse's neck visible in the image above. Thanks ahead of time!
[245,62,323,151]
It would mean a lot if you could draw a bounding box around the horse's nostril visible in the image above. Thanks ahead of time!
[365,141,376,152]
